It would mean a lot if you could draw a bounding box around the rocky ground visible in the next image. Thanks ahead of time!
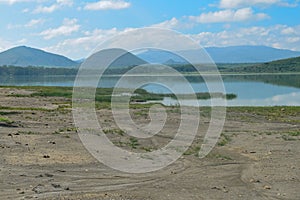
[0,87,299,200]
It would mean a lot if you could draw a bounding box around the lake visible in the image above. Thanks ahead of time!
[1,74,299,106]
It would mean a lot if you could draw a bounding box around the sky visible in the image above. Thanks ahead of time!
[0,0,299,60]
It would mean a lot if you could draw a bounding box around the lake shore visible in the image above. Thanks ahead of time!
[0,86,299,200]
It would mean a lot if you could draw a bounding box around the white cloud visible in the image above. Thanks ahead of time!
[45,28,120,59]
[189,24,300,51]
[189,7,269,23]
[25,18,45,27]
[33,0,73,13]
[151,17,194,30]
[0,0,34,4]
[39,18,80,40]
[44,24,300,59]
[219,0,292,8]
[84,0,131,10]
[7,18,45,29]
[281,27,295,34]
[0,38,12,52]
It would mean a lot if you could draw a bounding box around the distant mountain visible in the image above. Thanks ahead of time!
[136,46,300,64]
[0,46,78,68]
[82,48,147,70]
[205,46,300,63]
[136,49,187,64]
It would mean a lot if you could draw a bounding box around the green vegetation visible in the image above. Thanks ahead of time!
[224,56,300,73]
[129,137,139,149]
[2,86,237,105]
[0,116,13,124]
[227,107,300,123]
[212,154,232,160]
[218,133,231,146]
[103,128,125,136]
[17,130,39,135]
[287,131,300,136]
[0,65,77,76]
[183,146,201,156]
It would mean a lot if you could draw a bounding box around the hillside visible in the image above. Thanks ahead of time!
[226,56,300,73]
[0,46,78,68]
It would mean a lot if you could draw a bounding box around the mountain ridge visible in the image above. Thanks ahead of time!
[136,45,300,64]
[0,46,78,68]
[1,45,300,68]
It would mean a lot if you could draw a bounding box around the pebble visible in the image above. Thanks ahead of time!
[43,155,50,158]
[264,185,272,190]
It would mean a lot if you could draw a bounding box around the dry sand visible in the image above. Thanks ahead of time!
[0,87,299,200]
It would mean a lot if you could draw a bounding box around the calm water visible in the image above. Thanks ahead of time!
[1,74,299,106]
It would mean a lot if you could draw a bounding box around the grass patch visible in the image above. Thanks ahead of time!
[183,146,201,156]
[287,131,300,136]
[218,133,231,146]
[128,137,139,149]
[0,105,51,112]
[103,128,125,136]
[0,116,13,124]
[0,111,20,115]
[210,153,232,160]
[227,106,300,123]
[17,130,38,135]
[281,135,297,141]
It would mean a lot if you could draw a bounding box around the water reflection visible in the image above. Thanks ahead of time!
[0,74,299,106]
[160,92,300,107]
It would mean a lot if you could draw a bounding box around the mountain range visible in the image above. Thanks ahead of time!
[0,45,300,68]
[137,46,300,64]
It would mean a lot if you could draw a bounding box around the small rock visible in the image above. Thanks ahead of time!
[47,141,56,144]
[211,186,221,190]
[32,184,44,194]
[264,185,272,190]
[44,173,54,177]
[43,155,50,159]
[51,183,61,188]
[8,133,12,137]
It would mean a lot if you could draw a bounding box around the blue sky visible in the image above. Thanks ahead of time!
[0,0,299,59]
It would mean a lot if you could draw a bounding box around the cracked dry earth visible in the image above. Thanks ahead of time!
[0,87,299,200]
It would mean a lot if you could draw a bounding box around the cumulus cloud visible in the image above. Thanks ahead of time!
[189,24,300,51]
[33,0,73,13]
[43,24,300,59]
[39,18,80,40]
[84,0,131,10]
[45,28,120,59]
[189,7,269,23]
[219,0,296,8]
[151,17,194,29]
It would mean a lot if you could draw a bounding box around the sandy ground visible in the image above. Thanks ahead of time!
[0,87,299,200]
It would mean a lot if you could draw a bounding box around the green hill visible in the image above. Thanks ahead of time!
[226,56,300,73]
